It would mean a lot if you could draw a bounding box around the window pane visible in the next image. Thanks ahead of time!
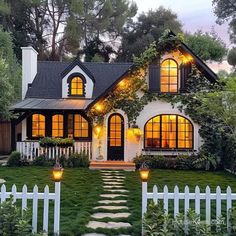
[73,114,89,138]
[70,77,84,96]
[32,114,45,137]
[52,115,63,138]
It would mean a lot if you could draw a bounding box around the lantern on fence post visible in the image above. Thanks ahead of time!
[139,163,150,236]
[52,163,63,235]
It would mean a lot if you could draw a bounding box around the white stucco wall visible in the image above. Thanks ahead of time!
[62,65,94,98]
[91,99,201,161]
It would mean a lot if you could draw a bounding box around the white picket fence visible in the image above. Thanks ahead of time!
[16,141,92,161]
[0,182,61,235]
[142,183,236,229]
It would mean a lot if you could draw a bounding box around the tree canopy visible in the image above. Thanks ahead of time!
[117,7,182,62]
[227,47,236,68]
[185,31,227,62]
[213,0,236,44]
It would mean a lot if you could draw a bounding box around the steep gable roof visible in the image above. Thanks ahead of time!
[25,61,132,99]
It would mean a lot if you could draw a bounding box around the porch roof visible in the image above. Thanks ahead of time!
[10,98,93,111]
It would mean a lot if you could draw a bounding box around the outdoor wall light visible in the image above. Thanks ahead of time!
[52,163,64,182]
[139,163,150,182]
[131,124,142,141]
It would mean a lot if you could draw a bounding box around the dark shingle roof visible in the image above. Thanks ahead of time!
[25,61,132,99]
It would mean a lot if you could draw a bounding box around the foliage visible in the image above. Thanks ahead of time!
[39,137,74,148]
[33,155,53,167]
[213,0,236,44]
[143,201,227,236]
[185,30,226,62]
[227,47,236,68]
[117,7,182,62]
[0,197,32,235]
[7,151,21,167]
[66,152,90,168]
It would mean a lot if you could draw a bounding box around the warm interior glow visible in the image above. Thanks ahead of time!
[109,115,122,147]
[144,115,193,149]
[74,114,89,138]
[161,59,178,93]
[139,168,150,182]
[71,77,84,96]
[32,114,45,137]
[52,114,63,137]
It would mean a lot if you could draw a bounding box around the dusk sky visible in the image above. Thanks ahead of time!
[134,0,230,46]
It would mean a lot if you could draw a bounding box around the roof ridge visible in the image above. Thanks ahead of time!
[37,60,133,65]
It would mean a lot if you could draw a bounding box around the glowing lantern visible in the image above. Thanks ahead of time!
[139,163,150,182]
[94,125,102,137]
[95,104,103,111]
[52,163,64,182]
[132,124,142,141]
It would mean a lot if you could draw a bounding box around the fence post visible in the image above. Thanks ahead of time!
[142,181,148,219]
[54,181,61,235]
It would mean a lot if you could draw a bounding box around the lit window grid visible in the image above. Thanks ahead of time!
[144,115,193,149]
[109,115,122,147]
[71,77,84,95]
[32,114,45,137]
[160,59,178,93]
[52,115,64,137]
[74,114,89,138]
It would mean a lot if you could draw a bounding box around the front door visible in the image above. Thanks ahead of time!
[107,114,124,161]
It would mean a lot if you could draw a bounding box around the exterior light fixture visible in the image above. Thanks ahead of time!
[131,124,142,141]
[94,125,102,137]
[95,104,103,111]
[52,163,64,182]
[139,163,150,182]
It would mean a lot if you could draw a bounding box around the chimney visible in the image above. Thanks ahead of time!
[21,47,38,99]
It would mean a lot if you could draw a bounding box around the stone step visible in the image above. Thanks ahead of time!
[101,173,124,176]
[102,178,124,182]
[100,194,127,199]
[102,182,124,185]
[94,205,128,210]
[105,189,128,193]
[91,212,131,219]
[102,176,125,179]
[100,171,121,173]
[103,185,125,188]
[87,221,131,229]
[98,200,127,204]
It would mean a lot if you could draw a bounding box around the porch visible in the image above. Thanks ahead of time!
[16,140,92,161]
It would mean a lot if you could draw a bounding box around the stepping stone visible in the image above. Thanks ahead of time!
[100,194,127,199]
[100,171,121,173]
[82,234,106,236]
[94,205,128,210]
[98,200,127,204]
[0,179,6,184]
[102,178,124,181]
[102,173,124,176]
[102,182,124,185]
[87,221,131,229]
[103,185,125,188]
[102,176,125,179]
[91,212,131,219]
[105,189,128,193]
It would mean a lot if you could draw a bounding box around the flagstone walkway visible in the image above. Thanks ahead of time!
[83,170,131,236]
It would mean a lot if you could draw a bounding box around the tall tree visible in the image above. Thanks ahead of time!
[213,0,236,44]
[117,7,182,62]
[227,47,236,68]
[185,31,226,62]
[65,0,137,62]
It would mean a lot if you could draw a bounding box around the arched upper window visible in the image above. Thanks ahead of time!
[32,114,45,137]
[70,77,84,96]
[52,114,64,138]
[160,59,178,93]
[144,114,193,149]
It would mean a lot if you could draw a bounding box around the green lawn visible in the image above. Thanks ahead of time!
[0,167,236,235]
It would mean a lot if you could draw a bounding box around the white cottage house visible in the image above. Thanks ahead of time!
[11,33,217,170]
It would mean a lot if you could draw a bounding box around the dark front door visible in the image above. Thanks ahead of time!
[107,114,124,161]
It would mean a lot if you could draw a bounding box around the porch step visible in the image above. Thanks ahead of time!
[89,161,136,171]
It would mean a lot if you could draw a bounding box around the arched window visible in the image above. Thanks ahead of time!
[144,114,193,149]
[160,59,178,93]
[32,114,45,137]
[52,114,64,138]
[70,77,84,96]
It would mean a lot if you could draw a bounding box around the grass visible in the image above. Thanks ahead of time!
[0,167,236,235]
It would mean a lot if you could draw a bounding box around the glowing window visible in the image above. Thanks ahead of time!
[109,115,123,147]
[144,115,193,149]
[52,114,64,138]
[74,114,89,138]
[32,114,45,137]
[161,59,178,93]
[70,77,84,96]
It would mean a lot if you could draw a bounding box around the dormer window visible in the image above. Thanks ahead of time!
[160,59,178,93]
[67,73,86,97]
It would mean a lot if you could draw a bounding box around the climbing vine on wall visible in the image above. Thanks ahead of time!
[88,30,184,125]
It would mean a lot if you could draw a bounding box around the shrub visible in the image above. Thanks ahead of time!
[143,201,227,236]
[67,152,90,168]
[56,138,74,147]
[39,137,57,147]
[33,155,53,166]
[0,197,32,235]
[7,151,21,167]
